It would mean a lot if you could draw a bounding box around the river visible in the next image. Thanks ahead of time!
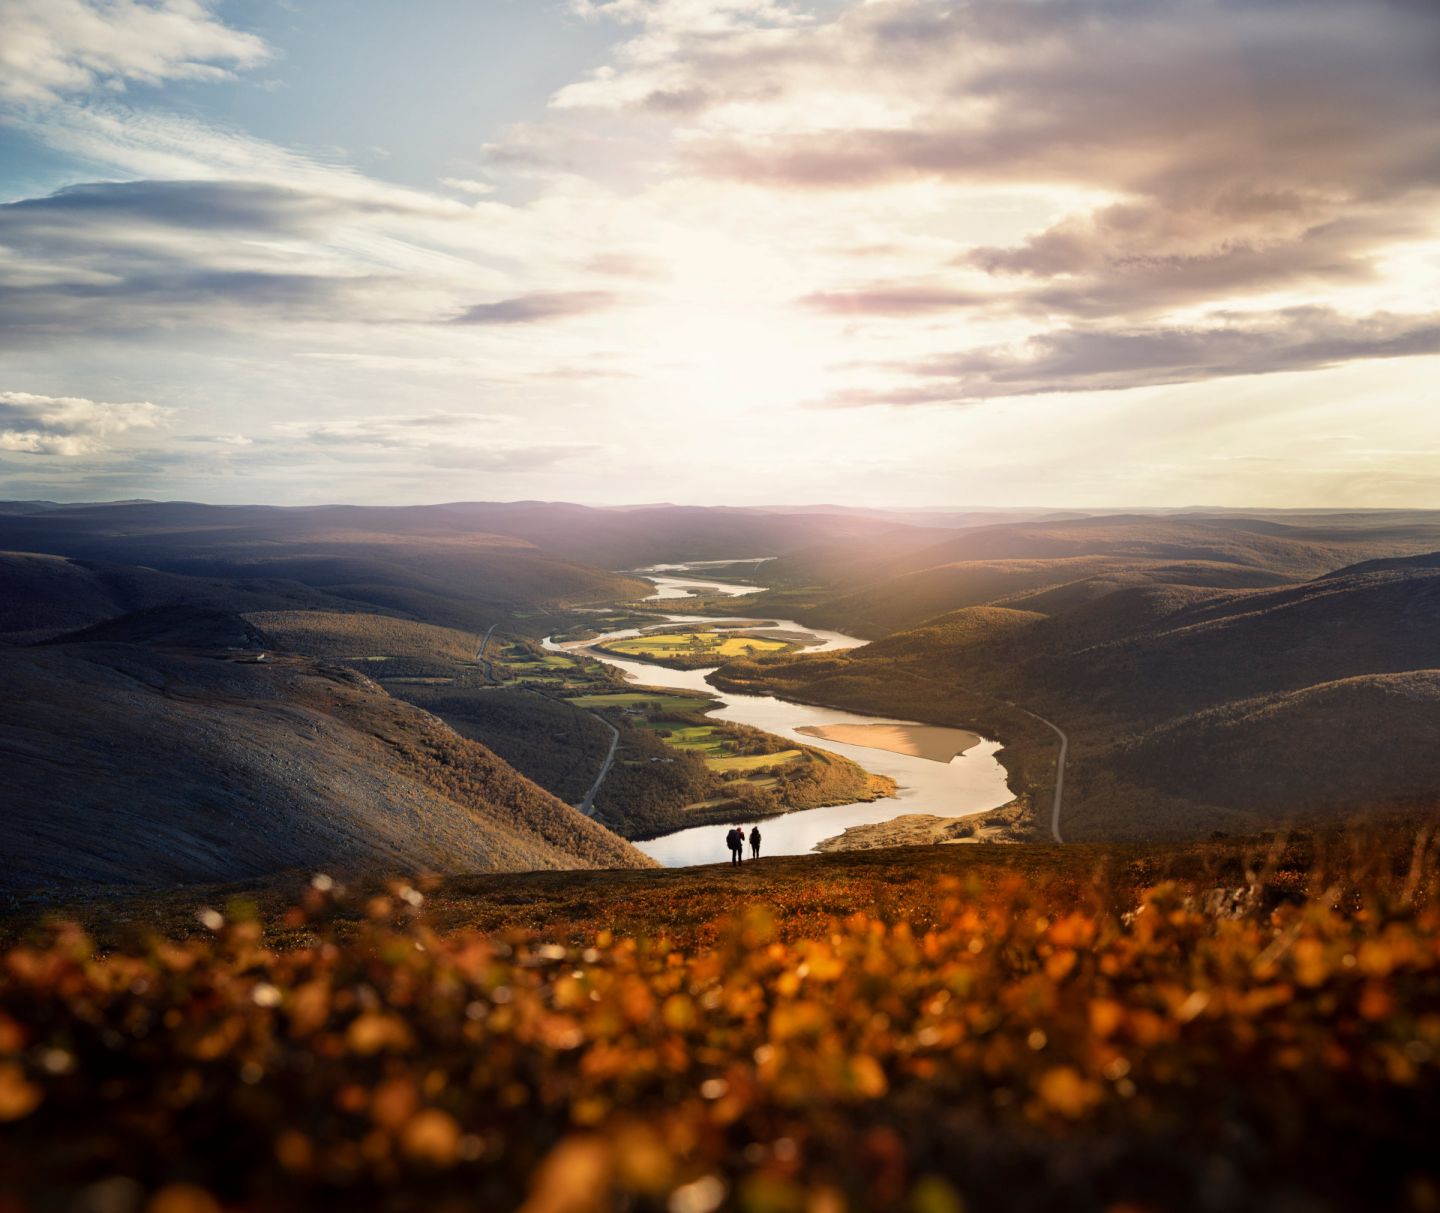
[544,565,1014,866]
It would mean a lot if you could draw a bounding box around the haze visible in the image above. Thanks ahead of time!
[2,0,1438,508]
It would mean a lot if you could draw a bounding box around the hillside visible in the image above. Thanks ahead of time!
[781,556,1289,638]
[0,552,355,644]
[720,558,1440,838]
[1,822,1437,1213]
[0,608,649,895]
[250,609,625,807]
[1120,672,1440,813]
[0,498,926,580]
[249,609,484,677]
[1031,564,1440,719]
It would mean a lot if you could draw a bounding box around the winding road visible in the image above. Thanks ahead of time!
[1012,707,1068,843]
[574,717,620,818]
[475,624,498,683]
[900,667,1069,845]
[474,620,620,816]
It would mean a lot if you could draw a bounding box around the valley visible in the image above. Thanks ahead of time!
[544,567,1016,863]
[4,499,1440,886]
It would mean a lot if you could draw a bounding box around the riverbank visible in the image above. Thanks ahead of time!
[710,660,1055,842]
[815,800,1031,850]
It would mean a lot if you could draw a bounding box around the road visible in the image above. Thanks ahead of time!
[575,716,620,818]
[471,621,617,816]
[475,624,498,683]
[899,667,1069,844]
[1012,707,1068,843]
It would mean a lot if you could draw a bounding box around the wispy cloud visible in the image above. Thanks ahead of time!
[797,284,990,316]
[274,412,597,473]
[815,310,1440,405]
[448,291,619,325]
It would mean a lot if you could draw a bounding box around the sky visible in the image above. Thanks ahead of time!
[1,0,1438,509]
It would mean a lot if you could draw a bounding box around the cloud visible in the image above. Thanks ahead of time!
[439,177,496,196]
[423,443,600,472]
[0,269,373,346]
[0,179,463,341]
[966,196,1433,321]
[277,412,596,472]
[284,413,508,447]
[0,179,419,233]
[584,252,666,279]
[817,310,1440,404]
[566,0,1440,332]
[673,1,1440,197]
[798,284,989,316]
[448,291,619,325]
[0,0,268,104]
[0,390,166,454]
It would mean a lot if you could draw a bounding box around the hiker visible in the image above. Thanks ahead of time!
[749,825,762,860]
[726,827,743,865]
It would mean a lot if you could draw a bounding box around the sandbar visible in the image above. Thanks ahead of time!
[796,722,982,763]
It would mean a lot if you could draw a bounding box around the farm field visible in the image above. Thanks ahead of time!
[561,690,890,839]
[596,629,796,668]
[492,642,612,689]
[709,748,805,772]
[631,713,807,777]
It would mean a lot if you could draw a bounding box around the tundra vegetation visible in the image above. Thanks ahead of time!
[1,821,1437,1213]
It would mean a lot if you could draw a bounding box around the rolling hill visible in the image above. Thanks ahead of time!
[0,551,363,643]
[720,551,1440,838]
[0,607,650,896]
[1118,671,1440,814]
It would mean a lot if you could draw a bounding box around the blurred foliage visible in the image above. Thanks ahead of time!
[1,822,1439,1212]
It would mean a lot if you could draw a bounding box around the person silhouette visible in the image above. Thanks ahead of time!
[726,827,742,865]
[749,825,762,860]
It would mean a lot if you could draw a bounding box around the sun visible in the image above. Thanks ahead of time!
[646,304,835,414]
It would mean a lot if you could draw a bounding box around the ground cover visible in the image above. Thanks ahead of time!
[3,823,1437,1213]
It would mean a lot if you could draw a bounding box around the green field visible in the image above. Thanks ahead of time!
[640,718,807,773]
[641,722,728,755]
[489,643,618,693]
[600,630,790,661]
[708,747,804,772]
